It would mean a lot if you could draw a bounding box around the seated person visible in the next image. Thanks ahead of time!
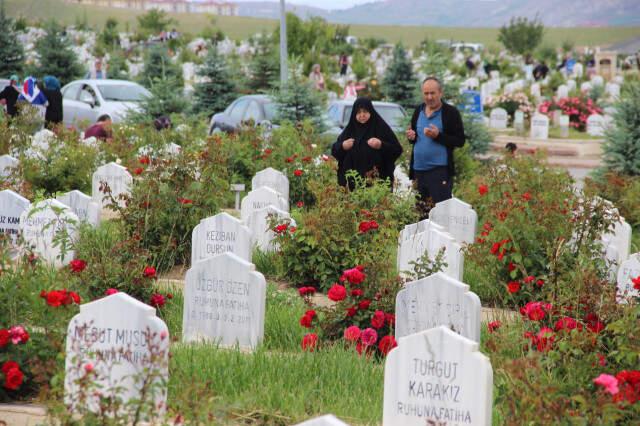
[84,114,112,142]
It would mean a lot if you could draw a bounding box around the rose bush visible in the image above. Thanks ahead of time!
[538,96,603,132]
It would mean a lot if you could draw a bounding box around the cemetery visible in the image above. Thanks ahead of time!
[1,2,640,425]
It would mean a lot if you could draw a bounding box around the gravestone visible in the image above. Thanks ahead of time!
[587,114,605,137]
[530,83,541,99]
[617,253,640,302]
[503,82,515,95]
[530,114,549,140]
[0,190,30,246]
[251,167,290,201]
[591,75,604,86]
[602,237,621,281]
[294,415,350,426]
[605,82,620,99]
[429,197,477,245]
[580,81,593,93]
[56,190,101,226]
[489,108,508,129]
[383,326,493,426]
[428,227,464,281]
[191,212,252,263]
[559,115,570,138]
[514,110,525,134]
[64,292,169,418]
[246,205,296,252]
[567,79,577,91]
[396,272,481,342]
[572,62,583,78]
[556,84,569,99]
[0,154,18,178]
[489,70,500,80]
[240,186,289,223]
[397,219,444,277]
[92,162,133,208]
[182,252,266,350]
[20,199,78,267]
[604,216,632,265]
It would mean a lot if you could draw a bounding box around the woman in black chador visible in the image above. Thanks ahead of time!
[332,98,403,190]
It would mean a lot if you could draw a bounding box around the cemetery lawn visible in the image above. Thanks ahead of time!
[7,0,640,48]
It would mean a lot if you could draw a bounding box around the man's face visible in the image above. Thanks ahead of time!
[422,80,442,109]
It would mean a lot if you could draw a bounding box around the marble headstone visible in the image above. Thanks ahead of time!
[397,219,444,277]
[489,108,508,129]
[428,227,464,282]
[294,415,350,426]
[182,252,266,350]
[587,114,605,137]
[429,197,477,245]
[616,253,640,303]
[246,205,295,252]
[191,212,252,263]
[396,272,481,342]
[0,190,30,246]
[383,326,493,426]
[0,154,19,178]
[92,162,133,208]
[56,190,101,226]
[240,186,289,223]
[252,167,290,201]
[64,292,169,417]
[530,114,549,140]
[556,84,569,99]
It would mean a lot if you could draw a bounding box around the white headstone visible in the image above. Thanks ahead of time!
[240,186,289,223]
[530,114,549,140]
[396,272,481,342]
[604,216,632,265]
[0,189,30,246]
[489,108,508,129]
[191,212,252,263]
[503,82,515,95]
[617,253,640,302]
[591,75,604,86]
[559,115,570,137]
[567,79,577,91]
[530,83,541,99]
[580,81,593,93]
[556,84,569,99]
[246,205,295,252]
[587,114,605,137]
[92,162,133,208]
[605,82,620,99]
[0,154,18,178]
[182,252,266,350]
[383,326,493,426]
[429,198,477,245]
[56,190,101,226]
[428,227,464,281]
[572,62,583,78]
[397,219,444,277]
[20,199,78,266]
[294,415,350,426]
[64,293,169,418]
[489,70,500,80]
[251,167,290,201]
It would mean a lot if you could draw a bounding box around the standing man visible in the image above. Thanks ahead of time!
[406,77,465,214]
[0,75,21,119]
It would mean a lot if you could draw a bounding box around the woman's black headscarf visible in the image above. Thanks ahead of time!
[332,98,402,189]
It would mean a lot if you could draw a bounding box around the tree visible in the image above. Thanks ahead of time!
[274,64,325,132]
[32,21,84,86]
[127,76,188,124]
[136,9,176,38]
[99,17,120,51]
[602,81,640,176]
[192,46,236,116]
[0,2,25,77]
[382,43,417,109]
[247,33,279,92]
[498,16,544,56]
[138,45,182,88]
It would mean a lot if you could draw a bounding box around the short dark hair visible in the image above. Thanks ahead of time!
[422,76,442,90]
[97,114,111,122]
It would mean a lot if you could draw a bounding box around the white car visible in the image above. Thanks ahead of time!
[61,79,151,128]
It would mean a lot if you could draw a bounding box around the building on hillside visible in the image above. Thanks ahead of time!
[65,0,238,15]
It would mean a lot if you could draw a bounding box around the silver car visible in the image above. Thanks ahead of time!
[325,100,407,137]
[61,79,151,128]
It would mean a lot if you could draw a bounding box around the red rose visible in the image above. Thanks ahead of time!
[139,155,150,165]
[302,156,312,163]
[507,262,516,272]
[4,367,23,391]
[490,243,500,255]
[534,327,555,352]
[632,276,640,290]
[273,224,288,234]
[478,185,488,196]
[358,221,371,233]
[358,299,371,310]
[69,259,87,273]
[143,266,157,279]
[614,370,640,404]
[536,279,545,287]
[264,148,272,155]
[0,329,9,347]
[488,320,501,333]
[522,192,532,201]
[378,335,397,355]
[46,291,64,307]
[523,275,535,284]
[344,325,361,342]
[350,289,363,297]
[584,313,605,333]
[69,291,81,304]
[105,288,118,296]
[346,306,357,317]
[384,313,396,326]
[133,167,144,175]
[299,313,314,328]
[521,301,550,321]
[327,284,347,302]
[371,310,385,329]
[301,333,318,352]
[294,169,303,177]
[178,198,193,205]
[340,267,366,285]
[296,201,304,208]
[285,156,294,163]
[554,316,582,332]
[1,361,19,375]
[289,226,296,233]
[507,281,521,294]
[149,293,165,308]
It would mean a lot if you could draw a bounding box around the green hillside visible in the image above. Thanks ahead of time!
[6,0,640,48]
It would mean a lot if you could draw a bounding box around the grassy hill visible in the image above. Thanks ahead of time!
[6,0,640,48]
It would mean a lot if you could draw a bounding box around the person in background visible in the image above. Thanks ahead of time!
[154,115,172,131]
[308,64,325,91]
[339,54,349,76]
[533,61,549,81]
[86,58,107,79]
[343,80,365,100]
[84,114,113,142]
[332,97,402,191]
[0,75,21,119]
[41,76,63,128]
[406,77,466,216]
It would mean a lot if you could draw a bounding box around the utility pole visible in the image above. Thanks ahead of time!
[279,0,288,84]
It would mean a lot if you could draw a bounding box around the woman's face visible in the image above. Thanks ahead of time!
[356,108,371,124]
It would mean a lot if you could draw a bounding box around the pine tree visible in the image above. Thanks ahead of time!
[126,76,188,124]
[602,81,640,176]
[273,65,325,132]
[247,33,278,92]
[382,43,418,109]
[0,2,25,78]
[138,45,182,88]
[192,46,236,116]
[32,21,84,85]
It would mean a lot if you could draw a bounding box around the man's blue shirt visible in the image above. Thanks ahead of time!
[413,108,447,171]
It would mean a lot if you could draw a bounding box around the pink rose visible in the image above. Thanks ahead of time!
[593,374,619,395]
[360,328,378,346]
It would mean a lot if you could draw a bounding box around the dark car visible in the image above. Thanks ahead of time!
[208,95,277,134]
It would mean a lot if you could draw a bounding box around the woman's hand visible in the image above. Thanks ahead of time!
[367,138,382,149]
[342,138,355,150]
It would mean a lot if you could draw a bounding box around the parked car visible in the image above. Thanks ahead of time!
[324,100,407,138]
[61,79,151,127]
[208,94,277,134]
